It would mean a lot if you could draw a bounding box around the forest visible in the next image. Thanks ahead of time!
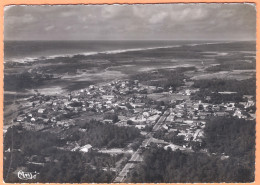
[4,72,54,91]
[131,67,195,90]
[193,78,255,96]
[192,78,256,103]
[72,120,142,148]
[206,60,255,72]
[3,121,142,183]
[130,117,255,183]
[204,117,255,158]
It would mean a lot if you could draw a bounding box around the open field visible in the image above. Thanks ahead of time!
[192,69,256,80]
[148,93,190,102]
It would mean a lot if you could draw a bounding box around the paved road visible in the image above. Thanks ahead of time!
[114,163,136,183]
[152,111,169,131]
[193,129,202,141]
[114,111,169,183]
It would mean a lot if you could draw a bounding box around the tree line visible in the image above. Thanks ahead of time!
[130,117,255,183]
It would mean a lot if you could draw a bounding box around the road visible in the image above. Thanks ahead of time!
[152,111,169,131]
[193,129,202,141]
[113,110,169,183]
[114,163,135,183]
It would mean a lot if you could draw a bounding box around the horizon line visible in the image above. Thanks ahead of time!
[4,39,256,42]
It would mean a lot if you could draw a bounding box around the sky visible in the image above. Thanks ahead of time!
[4,3,256,41]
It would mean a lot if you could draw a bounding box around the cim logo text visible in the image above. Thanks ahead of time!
[18,170,39,180]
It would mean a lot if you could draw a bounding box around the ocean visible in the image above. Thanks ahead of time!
[4,40,223,63]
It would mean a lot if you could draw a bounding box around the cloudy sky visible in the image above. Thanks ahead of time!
[4,3,256,41]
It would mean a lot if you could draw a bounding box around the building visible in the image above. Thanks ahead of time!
[214,112,229,117]
[38,108,46,114]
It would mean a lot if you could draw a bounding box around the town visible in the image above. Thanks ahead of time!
[5,70,256,182]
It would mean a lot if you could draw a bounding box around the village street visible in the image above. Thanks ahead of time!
[114,110,170,182]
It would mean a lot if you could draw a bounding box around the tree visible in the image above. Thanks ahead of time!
[127,120,134,125]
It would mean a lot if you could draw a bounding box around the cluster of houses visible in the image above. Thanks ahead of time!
[159,90,255,146]
[13,77,255,151]
[13,79,164,130]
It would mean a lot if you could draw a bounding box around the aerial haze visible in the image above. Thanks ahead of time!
[4,3,256,41]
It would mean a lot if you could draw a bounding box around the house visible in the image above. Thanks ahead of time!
[43,119,50,124]
[243,95,253,100]
[130,116,146,123]
[194,104,199,110]
[147,115,160,122]
[134,80,139,84]
[218,91,237,95]
[214,112,229,117]
[166,115,175,122]
[185,89,191,96]
[51,117,57,123]
[131,103,145,108]
[176,112,183,118]
[142,112,150,118]
[71,98,79,102]
[186,102,193,108]
[233,109,247,119]
[162,125,169,130]
[175,118,183,122]
[79,144,92,153]
[183,120,194,124]
[168,128,178,133]
[245,101,255,108]
[38,108,46,114]
[147,86,156,93]
[103,119,113,124]
[184,134,193,141]
[212,105,220,111]
[56,121,64,126]
[27,113,33,118]
[164,144,184,151]
[200,116,206,119]
[135,125,146,129]
[102,95,115,100]
[199,112,211,117]
[239,102,247,107]
[134,108,143,113]
[225,103,235,111]
[16,116,25,122]
[205,96,211,101]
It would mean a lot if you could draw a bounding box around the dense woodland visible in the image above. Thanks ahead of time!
[130,117,255,183]
[192,78,256,103]
[74,120,141,148]
[193,78,255,95]
[204,117,255,158]
[3,121,141,183]
[206,62,255,72]
[4,72,54,91]
[132,67,196,90]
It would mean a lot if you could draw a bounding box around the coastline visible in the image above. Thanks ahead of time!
[3,40,239,64]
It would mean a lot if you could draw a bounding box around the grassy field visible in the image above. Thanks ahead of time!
[192,70,255,81]
[148,93,190,102]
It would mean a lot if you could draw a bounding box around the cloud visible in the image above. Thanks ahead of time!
[23,14,36,23]
[4,4,256,41]
[149,12,168,24]
[45,25,55,31]
[170,7,208,22]
[60,11,76,17]
[65,26,72,30]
